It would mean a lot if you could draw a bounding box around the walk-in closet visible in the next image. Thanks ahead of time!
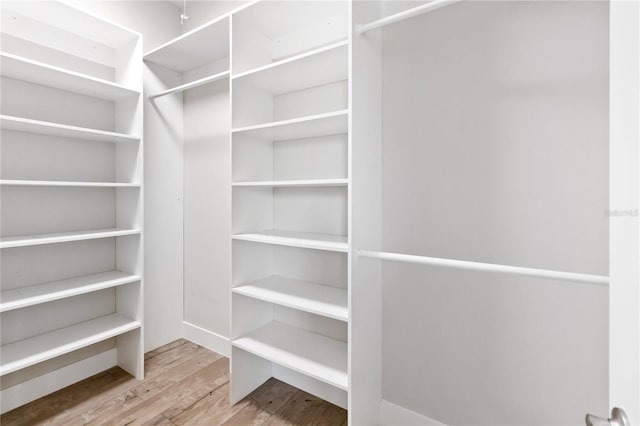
[0,1,638,425]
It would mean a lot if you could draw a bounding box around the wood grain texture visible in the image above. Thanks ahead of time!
[0,339,347,425]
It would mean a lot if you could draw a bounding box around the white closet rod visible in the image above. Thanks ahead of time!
[357,0,462,35]
[357,250,609,286]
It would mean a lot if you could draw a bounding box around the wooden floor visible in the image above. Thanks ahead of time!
[1,340,347,426]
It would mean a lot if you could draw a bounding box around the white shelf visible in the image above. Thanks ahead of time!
[0,271,140,313]
[0,313,141,376]
[0,228,141,249]
[144,16,229,73]
[232,230,348,252]
[233,321,347,391]
[232,41,348,95]
[232,110,348,142]
[0,52,139,100]
[233,276,348,322]
[232,179,348,188]
[149,70,230,99]
[0,115,140,144]
[0,180,140,188]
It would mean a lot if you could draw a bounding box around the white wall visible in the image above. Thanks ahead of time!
[380,1,609,424]
[71,0,186,351]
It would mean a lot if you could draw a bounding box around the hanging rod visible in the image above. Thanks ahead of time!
[357,250,609,286]
[357,0,462,35]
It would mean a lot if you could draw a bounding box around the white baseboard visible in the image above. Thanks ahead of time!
[0,349,117,414]
[380,399,446,426]
[182,321,230,357]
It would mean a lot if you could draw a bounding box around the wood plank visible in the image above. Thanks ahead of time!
[100,357,228,426]
[0,340,348,426]
[0,367,129,426]
[131,347,222,401]
[41,341,201,426]
[145,338,188,360]
[262,390,325,426]
[173,383,248,426]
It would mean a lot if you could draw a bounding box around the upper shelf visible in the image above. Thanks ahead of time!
[0,115,140,144]
[232,230,348,253]
[232,179,348,188]
[0,52,139,100]
[232,110,348,142]
[0,271,140,313]
[0,180,140,188]
[0,228,141,249]
[144,16,229,73]
[232,41,348,95]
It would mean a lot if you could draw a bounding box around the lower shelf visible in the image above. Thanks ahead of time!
[0,271,141,313]
[0,313,140,376]
[232,321,348,391]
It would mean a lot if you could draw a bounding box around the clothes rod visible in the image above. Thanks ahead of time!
[357,250,609,286]
[357,0,462,35]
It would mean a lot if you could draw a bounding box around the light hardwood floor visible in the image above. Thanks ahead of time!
[1,339,347,426]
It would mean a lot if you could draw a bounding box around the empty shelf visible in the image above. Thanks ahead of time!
[0,313,140,375]
[232,179,348,188]
[233,321,348,391]
[0,115,140,144]
[1,228,141,249]
[149,71,230,99]
[144,16,229,73]
[233,276,348,322]
[0,52,139,100]
[232,41,348,95]
[1,271,140,313]
[0,180,140,188]
[232,110,348,142]
[232,230,348,252]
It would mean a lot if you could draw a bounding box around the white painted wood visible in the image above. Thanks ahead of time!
[148,71,230,99]
[0,228,140,249]
[0,348,117,414]
[272,364,348,410]
[144,16,229,73]
[357,0,462,34]
[233,321,348,391]
[233,275,348,322]
[231,110,348,141]
[182,321,231,358]
[359,250,609,286]
[0,314,140,376]
[232,230,347,253]
[232,41,348,95]
[0,52,138,100]
[350,1,383,423]
[0,180,140,188]
[1,0,139,50]
[609,0,640,422]
[232,179,348,188]
[379,399,446,426]
[0,271,140,313]
[0,115,139,143]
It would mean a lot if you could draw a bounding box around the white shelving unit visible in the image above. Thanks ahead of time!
[0,1,143,414]
[144,16,230,99]
[0,115,140,144]
[233,276,348,322]
[233,321,348,390]
[232,230,348,252]
[231,0,351,412]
